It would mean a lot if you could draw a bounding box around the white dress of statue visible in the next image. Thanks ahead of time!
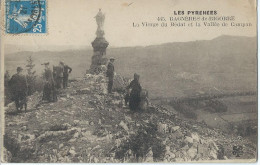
[95,9,105,38]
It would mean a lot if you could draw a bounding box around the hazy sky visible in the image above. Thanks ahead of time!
[3,0,257,49]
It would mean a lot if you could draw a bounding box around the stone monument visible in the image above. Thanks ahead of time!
[88,9,109,74]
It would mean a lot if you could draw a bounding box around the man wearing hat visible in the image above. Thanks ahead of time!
[106,57,115,93]
[9,67,28,111]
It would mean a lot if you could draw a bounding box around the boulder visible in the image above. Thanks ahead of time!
[164,146,176,161]
[187,147,197,159]
[21,126,28,131]
[69,148,77,157]
[171,126,180,132]
[119,121,129,132]
[185,136,193,144]
[73,120,80,125]
[68,138,76,143]
[171,130,184,139]
[144,147,153,162]
[100,83,107,95]
[113,74,129,92]
[95,74,106,83]
[115,138,122,148]
[197,143,208,156]
[191,133,200,143]
[59,143,64,149]
[59,96,68,101]
[209,150,217,159]
[77,88,91,95]
[73,132,80,138]
[158,122,168,134]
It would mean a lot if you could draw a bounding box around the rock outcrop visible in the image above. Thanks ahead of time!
[3,73,257,162]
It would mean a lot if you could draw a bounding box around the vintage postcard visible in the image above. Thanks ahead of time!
[0,0,257,163]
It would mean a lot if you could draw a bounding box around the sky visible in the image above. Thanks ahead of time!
[2,0,257,50]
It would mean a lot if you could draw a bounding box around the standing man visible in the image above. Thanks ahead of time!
[106,57,115,93]
[42,62,57,102]
[61,62,72,88]
[9,67,28,112]
[53,62,64,89]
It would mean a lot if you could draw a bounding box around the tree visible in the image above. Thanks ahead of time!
[26,56,37,95]
[4,70,10,87]
[4,71,12,105]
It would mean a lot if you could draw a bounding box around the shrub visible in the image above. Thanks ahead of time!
[26,56,37,95]
[4,71,12,106]
[115,122,166,162]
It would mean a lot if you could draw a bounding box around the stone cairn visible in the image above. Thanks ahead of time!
[87,9,109,74]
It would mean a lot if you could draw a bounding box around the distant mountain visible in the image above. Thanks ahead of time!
[4,44,92,54]
[108,35,256,76]
[5,35,257,98]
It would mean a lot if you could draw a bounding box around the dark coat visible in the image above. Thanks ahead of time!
[53,66,64,78]
[43,68,57,102]
[9,73,28,93]
[44,68,55,85]
[106,62,114,77]
[127,79,142,111]
[63,65,72,77]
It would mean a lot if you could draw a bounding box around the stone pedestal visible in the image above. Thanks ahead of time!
[88,37,109,74]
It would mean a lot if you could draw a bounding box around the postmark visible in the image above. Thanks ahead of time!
[5,0,46,34]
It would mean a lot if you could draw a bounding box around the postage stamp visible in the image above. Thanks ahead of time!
[5,0,47,34]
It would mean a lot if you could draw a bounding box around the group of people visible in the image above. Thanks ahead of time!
[106,57,146,112]
[8,58,145,112]
[53,62,73,89]
[8,62,72,112]
[42,61,72,102]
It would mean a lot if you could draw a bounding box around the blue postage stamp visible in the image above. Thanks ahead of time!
[5,0,47,34]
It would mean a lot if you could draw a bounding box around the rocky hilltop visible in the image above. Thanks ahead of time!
[3,73,257,163]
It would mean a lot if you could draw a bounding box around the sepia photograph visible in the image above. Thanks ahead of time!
[1,0,257,163]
